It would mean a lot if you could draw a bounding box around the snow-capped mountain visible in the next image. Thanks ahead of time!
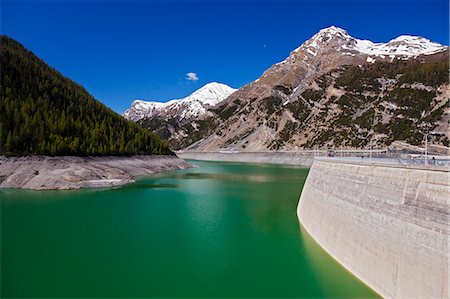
[226,25,447,104]
[175,26,448,151]
[291,26,446,63]
[274,26,447,73]
[127,26,448,151]
[225,26,447,111]
[123,82,237,122]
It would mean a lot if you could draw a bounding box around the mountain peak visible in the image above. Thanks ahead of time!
[291,26,352,54]
[313,26,352,41]
[290,26,447,59]
[123,82,237,122]
[317,26,349,37]
[390,35,423,42]
[189,82,237,103]
[192,82,234,93]
[201,82,228,87]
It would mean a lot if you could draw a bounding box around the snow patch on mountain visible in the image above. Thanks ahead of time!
[292,26,447,59]
[123,82,237,122]
[352,35,446,56]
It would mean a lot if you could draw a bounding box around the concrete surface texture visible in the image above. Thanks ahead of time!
[297,158,449,298]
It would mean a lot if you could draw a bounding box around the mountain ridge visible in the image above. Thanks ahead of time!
[290,26,446,59]
[123,82,237,122]
[129,26,449,151]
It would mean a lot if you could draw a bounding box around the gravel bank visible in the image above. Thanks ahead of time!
[0,155,192,190]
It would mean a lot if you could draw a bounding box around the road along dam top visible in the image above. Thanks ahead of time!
[297,158,449,298]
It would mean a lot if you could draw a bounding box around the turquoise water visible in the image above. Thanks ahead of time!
[1,160,377,298]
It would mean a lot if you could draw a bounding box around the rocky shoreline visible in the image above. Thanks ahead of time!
[0,155,192,190]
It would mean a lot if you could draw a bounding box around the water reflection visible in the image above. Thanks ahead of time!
[128,182,179,190]
[2,160,377,298]
[299,222,379,298]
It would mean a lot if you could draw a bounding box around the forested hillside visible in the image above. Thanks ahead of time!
[0,36,172,156]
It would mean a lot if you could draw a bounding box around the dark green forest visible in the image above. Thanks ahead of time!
[0,35,172,156]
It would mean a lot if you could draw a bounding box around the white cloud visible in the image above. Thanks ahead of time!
[186,72,199,81]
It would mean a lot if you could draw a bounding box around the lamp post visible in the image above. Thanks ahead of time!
[419,131,430,165]
[351,131,372,161]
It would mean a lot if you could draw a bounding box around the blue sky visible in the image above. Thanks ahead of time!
[2,0,448,113]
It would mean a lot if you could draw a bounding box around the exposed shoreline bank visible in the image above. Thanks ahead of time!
[177,151,315,167]
[0,155,192,190]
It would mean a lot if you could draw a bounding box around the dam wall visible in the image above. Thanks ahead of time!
[177,151,314,166]
[297,158,449,298]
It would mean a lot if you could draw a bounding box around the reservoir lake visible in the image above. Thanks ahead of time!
[1,160,377,298]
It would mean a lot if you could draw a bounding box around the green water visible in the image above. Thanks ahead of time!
[1,160,377,298]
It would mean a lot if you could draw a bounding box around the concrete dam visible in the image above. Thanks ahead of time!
[297,158,449,298]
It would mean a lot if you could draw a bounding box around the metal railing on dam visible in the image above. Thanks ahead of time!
[177,150,450,169]
[316,156,450,169]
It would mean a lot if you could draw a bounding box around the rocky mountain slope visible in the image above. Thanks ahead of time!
[123,82,236,147]
[133,27,449,151]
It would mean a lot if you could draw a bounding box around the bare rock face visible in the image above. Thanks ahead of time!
[194,26,447,114]
[184,27,449,151]
[128,26,449,152]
